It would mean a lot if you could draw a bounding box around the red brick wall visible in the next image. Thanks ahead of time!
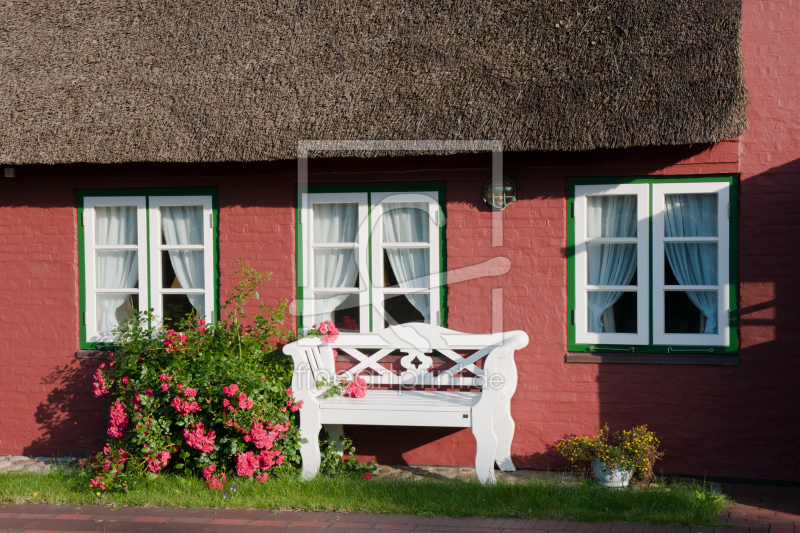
[1,0,798,481]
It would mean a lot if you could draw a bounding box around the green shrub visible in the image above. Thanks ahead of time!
[87,261,375,491]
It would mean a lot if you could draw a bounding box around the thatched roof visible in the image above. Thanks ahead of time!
[0,0,747,164]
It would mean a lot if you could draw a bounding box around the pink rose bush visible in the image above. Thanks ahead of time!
[86,262,375,492]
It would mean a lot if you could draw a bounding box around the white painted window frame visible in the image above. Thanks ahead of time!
[652,182,730,347]
[83,196,149,343]
[574,184,650,345]
[370,191,441,332]
[300,192,370,333]
[148,196,215,325]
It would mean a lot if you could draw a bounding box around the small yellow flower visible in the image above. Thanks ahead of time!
[97,492,101,496]
[33,492,37,496]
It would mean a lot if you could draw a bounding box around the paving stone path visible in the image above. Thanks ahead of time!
[0,503,778,533]
[0,456,79,475]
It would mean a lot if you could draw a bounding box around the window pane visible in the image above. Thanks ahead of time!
[587,243,637,285]
[95,206,137,245]
[313,203,358,243]
[162,250,205,289]
[587,291,637,333]
[665,290,718,334]
[664,193,717,237]
[162,294,196,330]
[383,202,429,243]
[665,243,718,285]
[384,248,430,288]
[383,293,430,328]
[586,195,637,238]
[97,293,138,332]
[96,251,139,289]
[313,249,358,288]
[161,206,204,245]
[312,292,361,331]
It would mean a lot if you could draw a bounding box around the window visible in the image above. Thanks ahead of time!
[568,177,737,354]
[79,190,217,347]
[298,187,444,332]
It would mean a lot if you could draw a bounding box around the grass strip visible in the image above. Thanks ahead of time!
[0,468,728,526]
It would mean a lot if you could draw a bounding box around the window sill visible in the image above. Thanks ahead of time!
[565,352,738,365]
[76,349,113,360]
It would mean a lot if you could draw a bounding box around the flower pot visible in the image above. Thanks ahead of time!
[592,457,633,487]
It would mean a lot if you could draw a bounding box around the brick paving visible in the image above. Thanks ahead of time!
[716,484,800,533]
[0,484,797,533]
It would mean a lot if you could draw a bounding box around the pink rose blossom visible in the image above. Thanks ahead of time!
[183,423,216,453]
[159,373,171,382]
[364,472,373,481]
[146,451,171,472]
[344,375,368,399]
[202,464,225,490]
[107,400,129,439]
[92,366,109,397]
[171,396,201,415]
[183,387,197,397]
[161,383,169,392]
[235,452,260,477]
[256,472,269,483]
[122,376,129,385]
[145,389,154,397]
[223,384,239,397]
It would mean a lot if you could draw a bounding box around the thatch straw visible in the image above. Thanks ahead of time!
[0,0,747,164]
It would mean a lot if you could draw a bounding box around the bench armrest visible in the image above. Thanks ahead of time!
[283,339,337,408]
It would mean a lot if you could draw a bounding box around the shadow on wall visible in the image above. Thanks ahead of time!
[593,157,800,481]
[22,359,108,457]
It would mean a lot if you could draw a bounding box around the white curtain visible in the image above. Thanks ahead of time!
[587,196,637,333]
[664,194,718,333]
[96,206,138,332]
[383,202,431,321]
[161,206,205,312]
[313,203,359,321]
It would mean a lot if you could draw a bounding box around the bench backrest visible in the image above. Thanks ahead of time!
[285,323,529,391]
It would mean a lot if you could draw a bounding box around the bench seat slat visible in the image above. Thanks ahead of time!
[319,390,479,411]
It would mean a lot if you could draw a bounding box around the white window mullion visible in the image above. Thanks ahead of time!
[575,184,650,346]
[652,182,730,347]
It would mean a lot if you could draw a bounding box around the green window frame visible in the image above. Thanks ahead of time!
[78,188,220,349]
[296,184,447,332]
[567,176,738,355]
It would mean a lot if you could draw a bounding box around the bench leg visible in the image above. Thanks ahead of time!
[300,407,322,480]
[472,414,498,484]
[494,399,516,472]
[324,424,345,456]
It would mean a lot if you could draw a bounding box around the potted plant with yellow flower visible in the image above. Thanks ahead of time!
[556,425,664,487]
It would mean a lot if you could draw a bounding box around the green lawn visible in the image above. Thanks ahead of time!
[0,468,728,526]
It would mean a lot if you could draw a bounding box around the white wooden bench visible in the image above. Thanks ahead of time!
[284,323,529,483]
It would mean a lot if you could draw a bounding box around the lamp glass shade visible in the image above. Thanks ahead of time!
[483,176,517,210]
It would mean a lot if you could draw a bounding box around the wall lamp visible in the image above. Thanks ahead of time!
[483,175,517,210]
